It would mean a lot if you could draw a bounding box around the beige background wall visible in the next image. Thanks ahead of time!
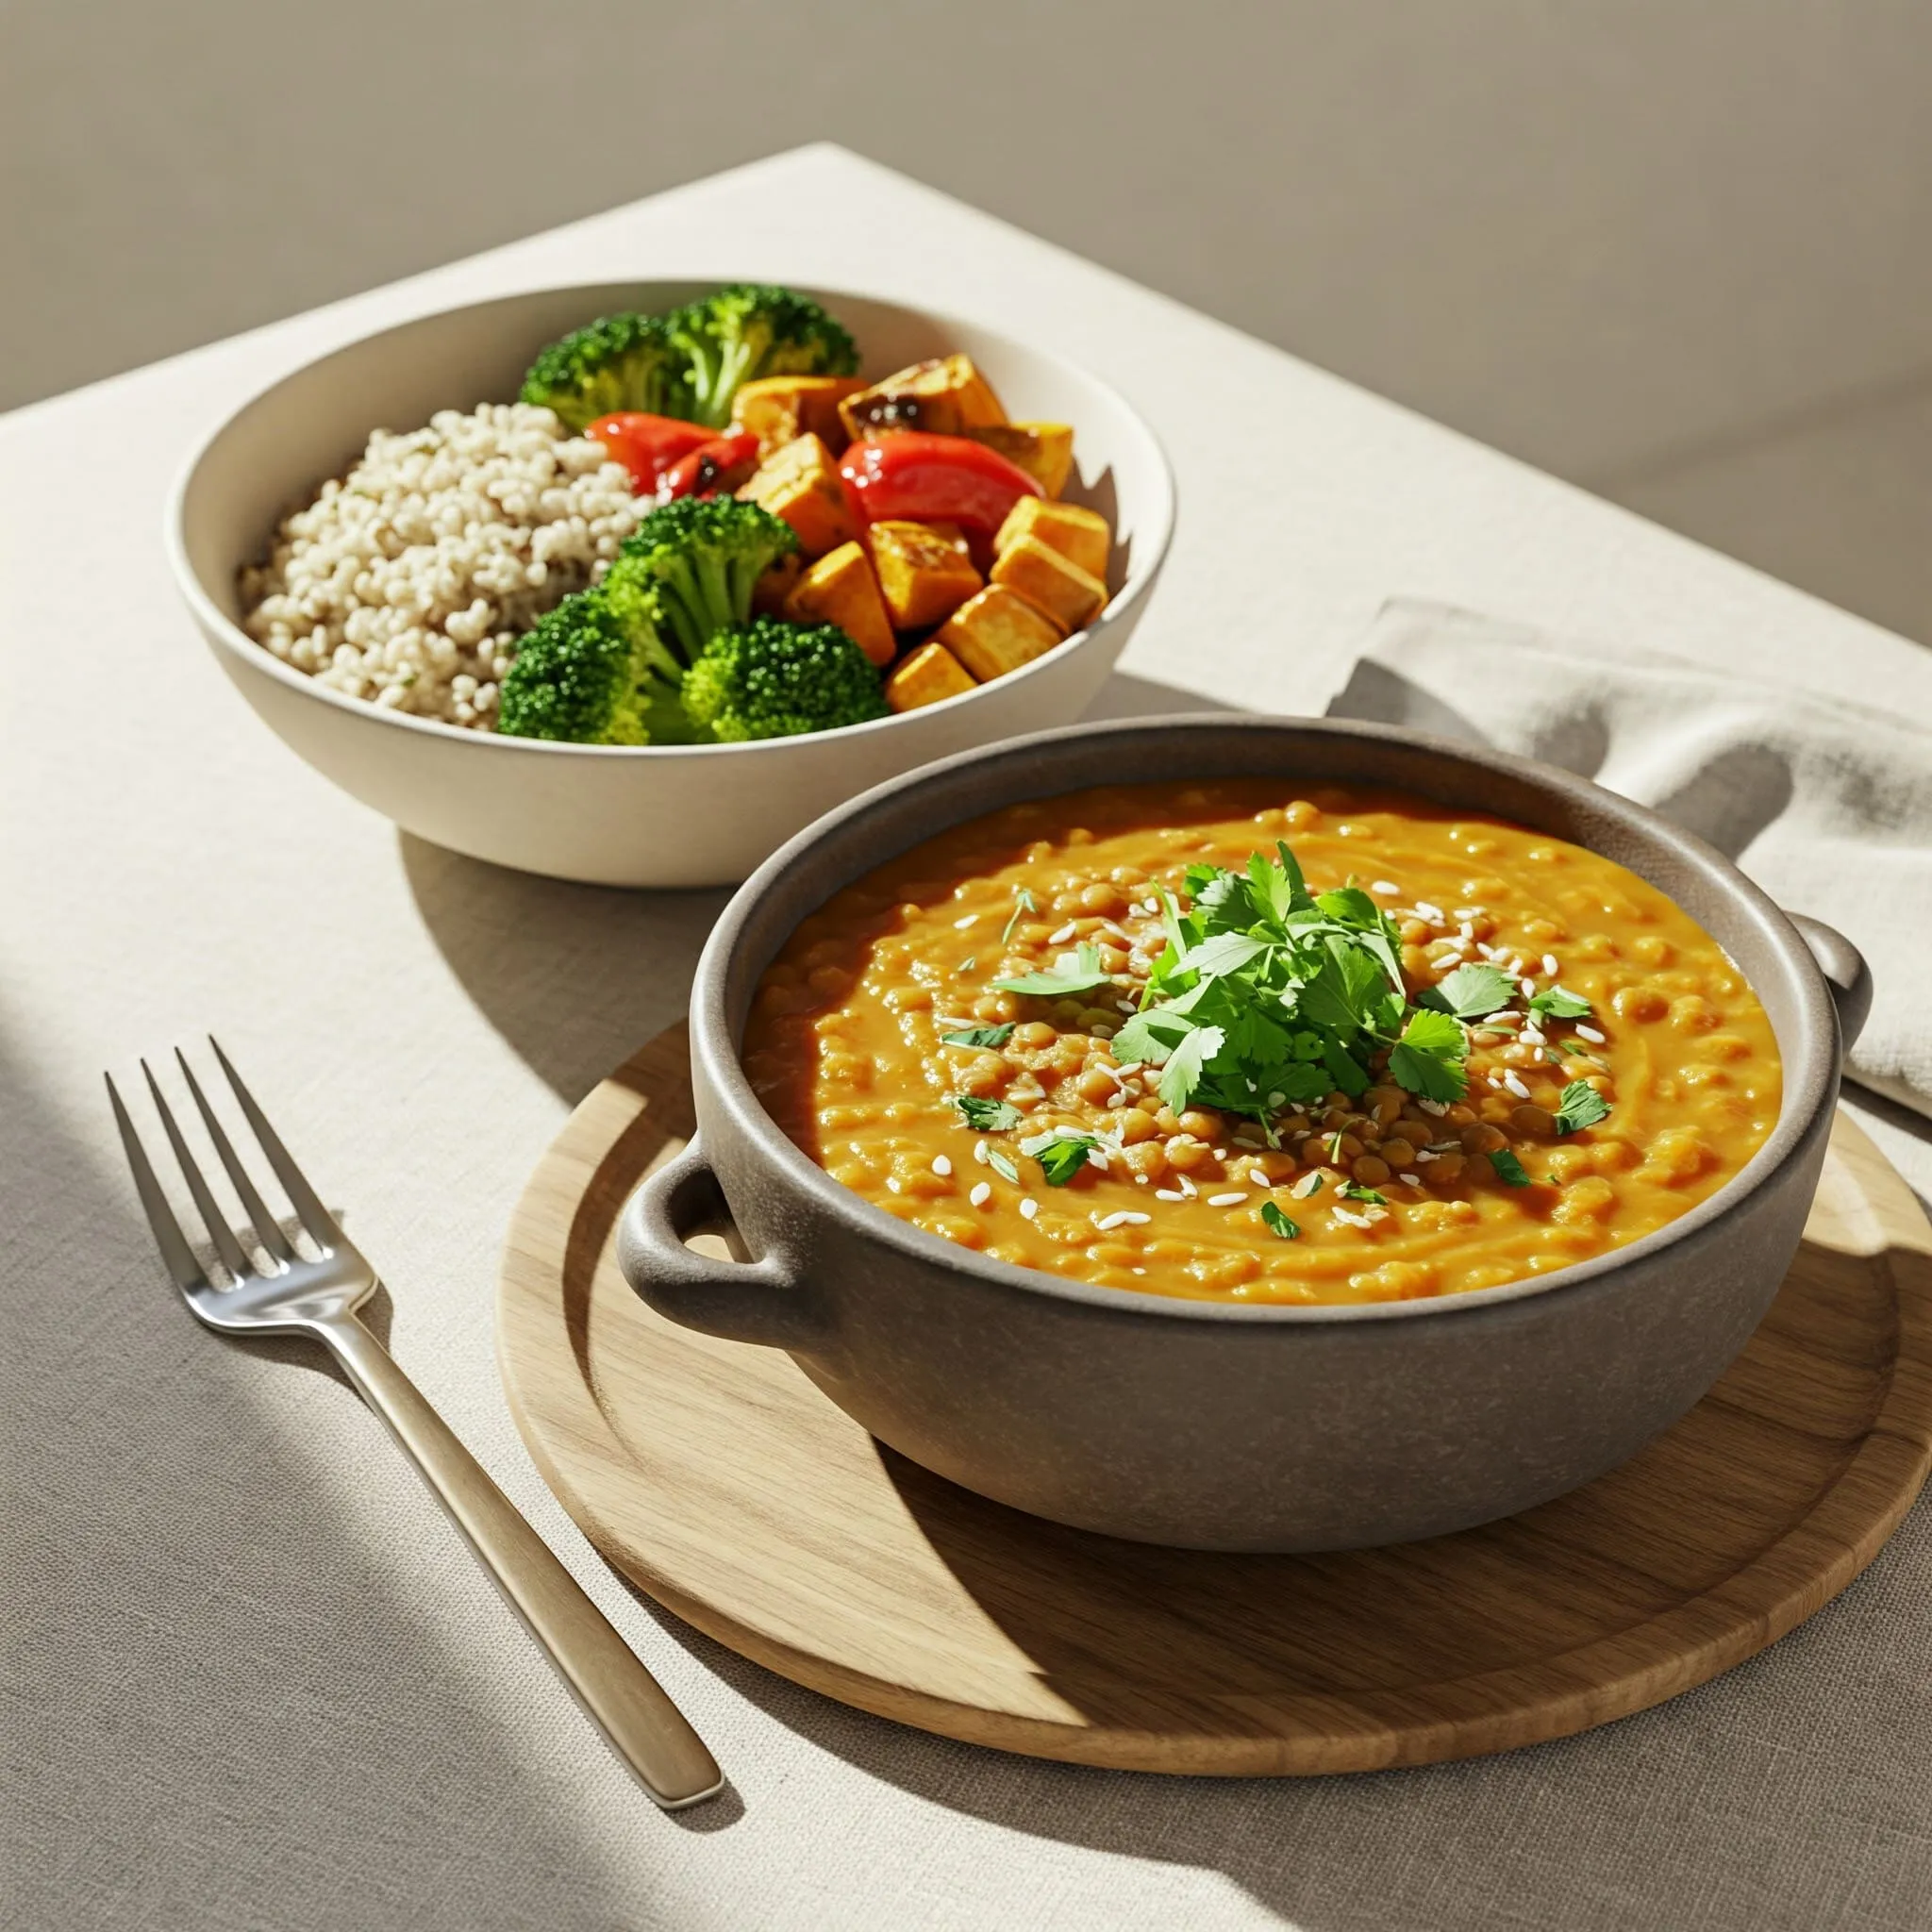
[6,0,1929,642]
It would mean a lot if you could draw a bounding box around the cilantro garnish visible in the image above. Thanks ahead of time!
[953,1095,1022,1132]
[1339,1180,1386,1206]
[1421,962,1516,1020]
[1556,1040,1593,1058]
[993,942,1113,997]
[1387,1008,1467,1102]
[988,1149,1021,1184]
[1020,1128,1102,1186]
[941,1024,1015,1050]
[1488,1148,1532,1187]
[1552,1079,1611,1135]
[997,886,1039,949]
[1260,1202,1301,1241]
[1528,985,1593,1022]
[958,956,976,973]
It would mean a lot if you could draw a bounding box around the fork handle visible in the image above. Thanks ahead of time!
[316,1311,723,1808]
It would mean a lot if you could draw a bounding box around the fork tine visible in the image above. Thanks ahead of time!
[175,1049,294,1262]
[106,1073,208,1292]
[142,1060,257,1282]
[208,1037,345,1249]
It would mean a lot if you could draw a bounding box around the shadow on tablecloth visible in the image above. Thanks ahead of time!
[0,1033,724,1931]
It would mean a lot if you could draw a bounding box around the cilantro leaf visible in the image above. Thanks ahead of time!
[1158,1024,1226,1114]
[1260,1202,1301,1241]
[997,886,1038,949]
[941,1024,1015,1050]
[1109,1008,1187,1068]
[1339,1179,1386,1206]
[1388,1006,1469,1102]
[1488,1148,1533,1187]
[1553,1079,1611,1135]
[953,1095,1022,1132]
[958,956,976,972]
[1178,931,1271,980]
[1321,1037,1370,1098]
[988,1149,1021,1184]
[1020,1128,1102,1186]
[1421,962,1517,1019]
[993,942,1113,997]
[1528,984,1593,1021]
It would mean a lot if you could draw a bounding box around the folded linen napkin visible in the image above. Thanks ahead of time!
[1327,599,1932,1117]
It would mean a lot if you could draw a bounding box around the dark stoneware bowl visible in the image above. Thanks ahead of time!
[618,718,1870,1552]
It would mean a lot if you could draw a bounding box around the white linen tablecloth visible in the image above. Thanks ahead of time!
[7,147,1932,1932]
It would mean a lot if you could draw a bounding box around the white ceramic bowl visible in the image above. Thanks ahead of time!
[168,282,1175,887]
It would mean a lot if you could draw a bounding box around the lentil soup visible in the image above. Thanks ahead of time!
[741,780,1781,1306]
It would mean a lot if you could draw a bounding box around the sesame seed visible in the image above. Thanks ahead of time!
[1291,1172,1324,1198]
[1107,1091,1128,1108]
[974,1140,990,1165]
[1520,977,1538,997]
[1487,1012,1522,1028]
[1417,1098,1448,1115]
[1542,954,1559,977]
[1048,922,1078,944]
[1212,1147,1227,1160]
[1575,1024,1606,1043]
[886,1176,902,1193]
[1371,880,1400,896]
[1503,1071,1531,1100]
[1453,907,1484,920]
[1459,921,1475,940]
[1019,1199,1040,1221]
[1400,1172,1422,1185]
[1208,1191,1248,1208]
[1155,1188,1188,1202]
[931,1155,953,1177]
[1177,1174,1197,1198]
[1413,901,1445,924]
[953,914,978,929]
[1141,898,1159,914]
[1332,1206,1371,1229]
[1132,1267,1146,1275]
[969,1181,991,1208]
[1134,1173,1149,1184]
[1533,1048,1546,1062]
[1413,1147,1438,1162]
[1094,1210,1150,1231]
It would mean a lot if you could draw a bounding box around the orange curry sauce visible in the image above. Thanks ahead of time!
[741,781,1781,1305]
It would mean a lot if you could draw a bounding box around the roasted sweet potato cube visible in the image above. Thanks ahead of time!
[738,434,858,558]
[731,375,867,457]
[752,552,803,617]
[934,585,1067,684]
[989,535,1108,633]
[868,520,983,630]
[967,423,1075,498]
[885,641,978,712]
[784,541,895,667]
[838,355,1008,441]
[993,497,1111,579]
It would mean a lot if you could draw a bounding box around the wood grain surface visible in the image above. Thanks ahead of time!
[495,1025,1932,1775]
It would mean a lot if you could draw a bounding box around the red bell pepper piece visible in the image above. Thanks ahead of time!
[585,412,717,492]
[658,430,762,503]
[837,432,1040,535]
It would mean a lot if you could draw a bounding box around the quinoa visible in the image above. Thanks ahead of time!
[239,403,642,731]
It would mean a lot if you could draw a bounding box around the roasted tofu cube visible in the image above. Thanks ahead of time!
[885,641,978,712]
[934,585,1067,684]
[967,423,1075,498]
[993,497,1111,580]
[868,520,983,630]
[731,375,868,458]
[738,434,858,558]
[784,541,896,667]
[838,355,1008,441]
[990,535,1108,633]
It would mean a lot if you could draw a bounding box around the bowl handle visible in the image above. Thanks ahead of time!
[1789,912,1873,1052]
[617,1140,827,1350]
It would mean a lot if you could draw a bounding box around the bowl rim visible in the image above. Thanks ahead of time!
[163,277,1177,761]
[691,712,1836,1327]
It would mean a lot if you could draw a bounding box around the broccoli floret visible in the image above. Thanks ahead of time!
[669,284,859,428]
[608,496,798,665]
[496,587,704,745]
[518,311,694,433]
[683,617,888,742]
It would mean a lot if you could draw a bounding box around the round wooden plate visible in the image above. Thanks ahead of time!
[496,1026,1932,1775]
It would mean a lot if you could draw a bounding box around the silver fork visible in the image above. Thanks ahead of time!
[107,1040,723,1810]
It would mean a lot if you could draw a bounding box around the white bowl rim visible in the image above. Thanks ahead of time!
[163,278,1178,762]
